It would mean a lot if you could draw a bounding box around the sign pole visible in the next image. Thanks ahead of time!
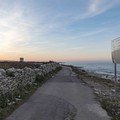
[114,63,117,96]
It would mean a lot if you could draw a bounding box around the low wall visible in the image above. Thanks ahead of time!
[0,62,60,95]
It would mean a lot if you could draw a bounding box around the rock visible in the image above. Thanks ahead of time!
[111,89,116,93]
[34,68,40,73]
[82,70,86,73]
[16,69,23,73]
[65,117,70,120]
[0,68,6,76]
[6,67,16,77]
[94,88,101,95]
[23,67,34,75]
[15,98,21,101]
[102,92,106,96]
[37,71,43,76]
[94,91,100,95]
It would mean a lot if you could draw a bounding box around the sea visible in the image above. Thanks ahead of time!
[64,61,120,81]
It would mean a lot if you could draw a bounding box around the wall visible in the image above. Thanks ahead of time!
[0,62,60,95]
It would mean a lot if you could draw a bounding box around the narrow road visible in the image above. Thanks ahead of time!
[5,67,110,120]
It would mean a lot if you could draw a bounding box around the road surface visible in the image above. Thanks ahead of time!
[5,66,110,120]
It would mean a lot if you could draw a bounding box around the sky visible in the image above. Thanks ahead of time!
[0,0,120,62]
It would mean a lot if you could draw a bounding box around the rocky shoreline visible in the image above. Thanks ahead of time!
[71,66,120,120]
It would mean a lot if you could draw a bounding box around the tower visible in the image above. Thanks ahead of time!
[20,57,24,63]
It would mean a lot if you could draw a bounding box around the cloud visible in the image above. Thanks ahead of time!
[0,0,119,60]
[80,29,107,37]
[0,6,30,49]
[29,0,120,35]
[74,0,119,20]
[55,28,108,42]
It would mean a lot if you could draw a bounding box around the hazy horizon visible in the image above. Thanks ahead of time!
[0,0,120,62]
[0,59,112,63]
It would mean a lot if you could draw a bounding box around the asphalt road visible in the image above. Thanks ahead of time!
[5,66,110,120]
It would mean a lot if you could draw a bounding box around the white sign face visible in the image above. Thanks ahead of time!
[112,37,120,64]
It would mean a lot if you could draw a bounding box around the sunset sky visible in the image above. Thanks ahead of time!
[0,0,120,62]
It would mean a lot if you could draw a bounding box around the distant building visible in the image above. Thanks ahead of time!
[20,58,24,63]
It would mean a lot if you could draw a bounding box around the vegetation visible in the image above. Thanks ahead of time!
[0,66,62,120]
[100,98,120,120]
[71,66,120,120]
[0,61,55,69]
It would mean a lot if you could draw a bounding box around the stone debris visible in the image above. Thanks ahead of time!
[111,89,116,93]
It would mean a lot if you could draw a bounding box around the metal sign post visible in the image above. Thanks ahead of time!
[114,63,117,95]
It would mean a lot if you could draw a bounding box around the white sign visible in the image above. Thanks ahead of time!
[112,37,120,64]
